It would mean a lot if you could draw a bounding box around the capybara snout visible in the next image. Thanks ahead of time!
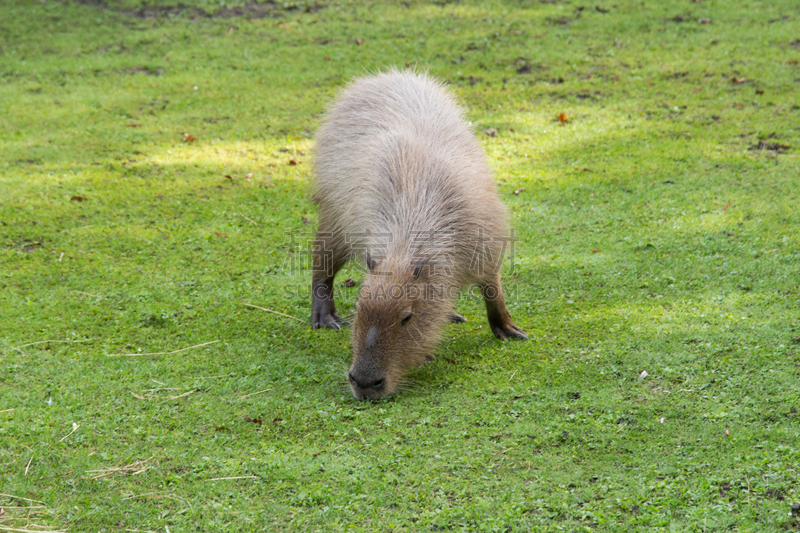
[347,370,386,400]
[348,268,443,399]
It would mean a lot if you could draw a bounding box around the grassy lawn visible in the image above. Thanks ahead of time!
[1,0,799,530]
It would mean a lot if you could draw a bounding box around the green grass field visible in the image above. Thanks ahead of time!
[1,0,799,530]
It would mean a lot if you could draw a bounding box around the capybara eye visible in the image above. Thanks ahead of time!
[400,313,413,326]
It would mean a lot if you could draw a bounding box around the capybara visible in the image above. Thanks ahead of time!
[311,70,527,400]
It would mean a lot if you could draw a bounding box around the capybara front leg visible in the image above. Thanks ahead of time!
[310,227,347,330]
[311,277,346,330]
[480,275,528,341]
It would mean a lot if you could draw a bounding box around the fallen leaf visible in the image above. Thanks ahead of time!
[513,188,525,195]
[591,249,601,253]
[731,76,746,83]
[215,426,229,432]
[301,216,311,225]
[405,60,412,67]
[725,429,730,436]
[697,18,711,23]
[788,60,799,65]
[214,232,228,238]
[558,112,569,123]
[344,278,356,287]
[355,38,363,45]
[755,89,764,95]
[243,417,262,425]
[70,196,88,202]
[289,158,300,165]
[244,173,253,179]
[183,133,196,142]
[126,123,142,128]
[722,202,731,212]
[483,128,497,137]
[516,64,532,74]
[225,175,235,181]
[272,417,283,424]
[324,56,331,61]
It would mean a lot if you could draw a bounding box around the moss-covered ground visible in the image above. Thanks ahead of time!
[1,0,799,530]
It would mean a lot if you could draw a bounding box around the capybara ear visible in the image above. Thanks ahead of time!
[412,258,425,278]
[365,251,378,272]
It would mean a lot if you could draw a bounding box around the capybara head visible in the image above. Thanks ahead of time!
[348,257,449,400]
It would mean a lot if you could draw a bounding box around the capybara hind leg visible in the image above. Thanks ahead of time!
[480,276,528,341]
[311,227,347,330]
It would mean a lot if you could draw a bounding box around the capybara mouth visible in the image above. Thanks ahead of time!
[348,373,394,401]
[349,382,395,401]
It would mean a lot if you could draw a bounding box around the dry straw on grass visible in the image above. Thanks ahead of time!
[0,493,64,533]
[107,340,220,357]
[243,303,304,323]
[85,455,157,480]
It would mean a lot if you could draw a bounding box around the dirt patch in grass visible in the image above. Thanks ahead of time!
[118,65,164,76]
[751,140,790,153]
[70,0,325,19]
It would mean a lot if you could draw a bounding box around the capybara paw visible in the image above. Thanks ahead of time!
[491,322,528,341]
[312,312,346,330]
[449,313,467,324]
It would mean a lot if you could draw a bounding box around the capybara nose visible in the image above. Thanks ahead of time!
[348,372,385,390]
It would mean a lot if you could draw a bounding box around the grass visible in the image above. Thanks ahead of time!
[1,0,799,530]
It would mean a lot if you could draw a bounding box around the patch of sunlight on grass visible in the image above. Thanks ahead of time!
[138,139,314,181]
[485,107,652,185]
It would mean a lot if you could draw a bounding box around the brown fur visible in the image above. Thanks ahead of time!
[311,69,526,400]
